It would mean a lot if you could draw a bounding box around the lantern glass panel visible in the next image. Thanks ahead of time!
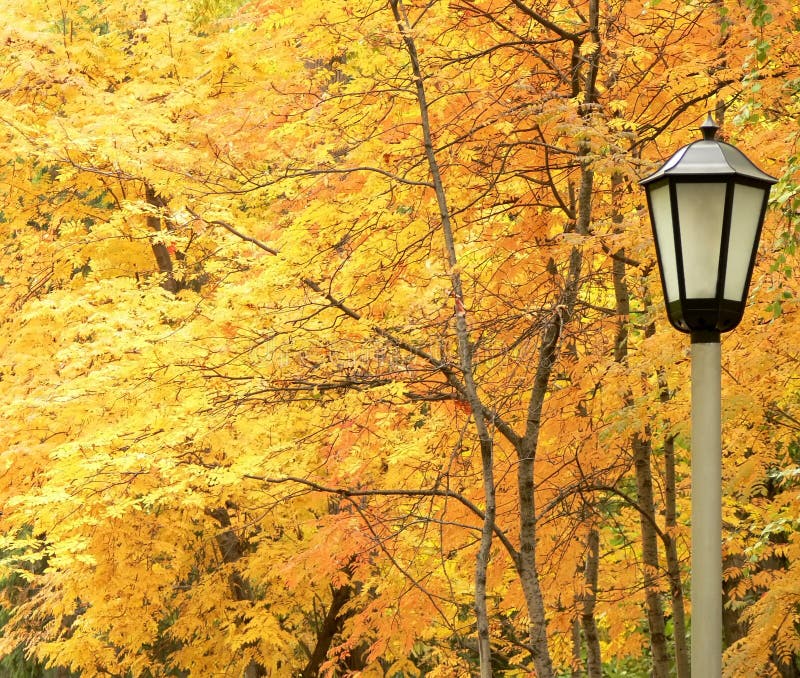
[648,182,680,303]
[723,183,767,302]
[676,182,727,298]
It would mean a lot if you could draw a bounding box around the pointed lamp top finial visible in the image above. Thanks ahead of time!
[700,114,719,141]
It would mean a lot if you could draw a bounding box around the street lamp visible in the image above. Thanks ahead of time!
[640,115,776,677]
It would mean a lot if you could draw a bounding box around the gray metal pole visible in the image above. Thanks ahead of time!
[690,331,722,677]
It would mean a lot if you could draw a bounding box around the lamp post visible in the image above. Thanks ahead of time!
[640,115,776,677]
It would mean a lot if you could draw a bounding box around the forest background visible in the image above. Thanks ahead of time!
[2,0,800,676]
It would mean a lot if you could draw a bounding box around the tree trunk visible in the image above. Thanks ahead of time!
[517,247,582,678]
[571,619,585,677]
[517,449,555,678]
[632,435,671,678]
[388,3,498,674]
[663,433,690,678]
[580,528,603,678]
[300,583,353,678]
[207,506,266,678]
[722,551,747,650]
[144,184,180,294]
[516,313,560,678]
[610,172,673,678]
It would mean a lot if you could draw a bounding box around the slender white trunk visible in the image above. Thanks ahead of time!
[388,3,495,673]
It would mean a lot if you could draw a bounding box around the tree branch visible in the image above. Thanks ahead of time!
[245,474,520,568]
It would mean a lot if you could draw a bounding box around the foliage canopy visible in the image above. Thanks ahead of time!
[2,0,800,676]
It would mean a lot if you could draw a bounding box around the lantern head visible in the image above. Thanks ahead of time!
[640,116,777,335]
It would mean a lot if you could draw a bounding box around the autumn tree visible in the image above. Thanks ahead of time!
[1,0,800,677]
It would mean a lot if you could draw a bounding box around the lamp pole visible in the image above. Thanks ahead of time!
[691,331,722,676]
[640,115,776,677]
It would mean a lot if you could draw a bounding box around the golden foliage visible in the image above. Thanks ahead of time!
[0,0,799,676]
